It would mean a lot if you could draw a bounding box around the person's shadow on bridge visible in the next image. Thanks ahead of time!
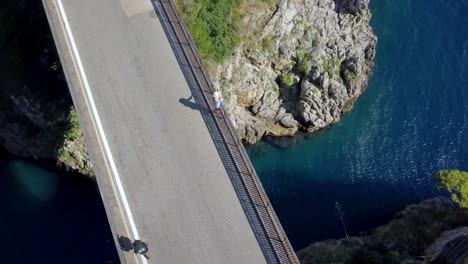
[117,234,134,252]
[179,95,209,113]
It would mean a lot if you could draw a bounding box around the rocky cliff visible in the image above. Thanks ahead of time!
[212,0,377,143]
[297,197,468,264]
[0,0,375,173]
[0,1,93,175]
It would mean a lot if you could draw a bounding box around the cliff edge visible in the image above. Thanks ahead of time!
[297,197,468,264]
[0,1,92,175]
[212,0,377,143]
[0,0,376,172]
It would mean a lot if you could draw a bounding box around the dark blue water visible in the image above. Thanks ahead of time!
[246,0,468,250]
[0,151,119,263]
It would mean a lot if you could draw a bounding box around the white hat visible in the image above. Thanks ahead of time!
[214,91,221,98]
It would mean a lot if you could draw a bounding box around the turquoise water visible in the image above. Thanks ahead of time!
[246,0,468,250]
[0,151,118,263]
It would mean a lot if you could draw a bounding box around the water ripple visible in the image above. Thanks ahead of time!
[246,0,468,249]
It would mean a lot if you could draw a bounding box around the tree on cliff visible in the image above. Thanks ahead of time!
[435,170,468,208]
[176,0,240,63]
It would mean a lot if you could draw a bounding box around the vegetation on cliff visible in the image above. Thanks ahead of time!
[176,0,276,63]
[0,0,376,172]
[176,0,241,62]
[297,197,468,264]
[436,169,468,208]
[0,1,92,175]
[298,170,468,264]
[178,0,377,144]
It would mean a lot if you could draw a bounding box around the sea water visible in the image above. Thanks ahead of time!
[0,152,119,263]
[246,0,468,250]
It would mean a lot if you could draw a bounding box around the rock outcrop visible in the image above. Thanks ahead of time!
[0,0,376,174]
[297,197,468,264]
[0,93,93,176]
[213,0,377,143]
[0,0,92,176]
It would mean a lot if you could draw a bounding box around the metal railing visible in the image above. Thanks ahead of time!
[152,1,299,263]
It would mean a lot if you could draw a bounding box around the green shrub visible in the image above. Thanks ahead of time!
[436,170,468,208]
[261,35,274,52]
[280,74,295,87]
[56,107,80,163]
[312,87,320,96]
[296,18,305,25]
[178,0,240,63]
[344,69,354,80]
[321,55,341,76]
[58,147,73,163]
[64,107,80,141]
[297,61,310,75]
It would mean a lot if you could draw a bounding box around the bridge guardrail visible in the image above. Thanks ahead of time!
[153,1,299,263]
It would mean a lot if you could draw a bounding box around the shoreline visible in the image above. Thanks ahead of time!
[0,146,93,181]
[297,196,468,263]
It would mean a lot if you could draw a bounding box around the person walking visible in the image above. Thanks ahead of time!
[213,91,223,114]
[133,239,150,259]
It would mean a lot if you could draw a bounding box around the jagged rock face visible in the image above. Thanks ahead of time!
[213,0,377,143]
[297,197,468,264]
[0,0,93,176]
[57,132,94,176]
[0,94,93,176]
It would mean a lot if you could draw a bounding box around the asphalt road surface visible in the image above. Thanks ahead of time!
[58,0,267,263]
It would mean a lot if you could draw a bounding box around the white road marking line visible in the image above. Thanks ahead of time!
[56,0,147,262]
